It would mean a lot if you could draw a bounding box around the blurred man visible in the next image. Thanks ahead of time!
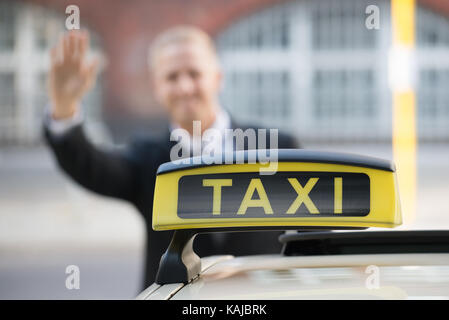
[44,26,300,288]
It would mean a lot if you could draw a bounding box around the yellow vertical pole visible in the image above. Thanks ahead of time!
[391,0,416,225]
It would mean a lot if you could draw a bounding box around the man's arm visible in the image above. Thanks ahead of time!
[44,122,140,203]
[44,30,140,204]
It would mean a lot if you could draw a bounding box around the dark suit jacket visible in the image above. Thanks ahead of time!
[44,120,300,289]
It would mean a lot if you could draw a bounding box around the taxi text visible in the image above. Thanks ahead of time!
[202,177,343,215]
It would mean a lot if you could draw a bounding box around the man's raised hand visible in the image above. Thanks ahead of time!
[48,30,98,120]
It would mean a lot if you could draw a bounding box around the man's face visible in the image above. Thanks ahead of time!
[151,41,222,128]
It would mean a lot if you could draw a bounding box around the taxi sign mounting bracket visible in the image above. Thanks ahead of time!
[155,230,201,285]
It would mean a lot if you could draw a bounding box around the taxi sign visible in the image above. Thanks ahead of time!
[152,150,402,230]
[178,172,370,218]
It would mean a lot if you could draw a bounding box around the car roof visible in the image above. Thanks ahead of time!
[170,253,449,300]
[139,230,449,300]
[139,251,449,300]
[137,255,233,300]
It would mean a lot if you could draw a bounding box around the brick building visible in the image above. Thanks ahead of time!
[1,0,448,144]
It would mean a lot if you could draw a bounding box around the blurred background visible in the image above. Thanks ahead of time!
[0,0,448,299]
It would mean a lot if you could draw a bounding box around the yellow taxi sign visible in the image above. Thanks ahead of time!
[152,150,402,231]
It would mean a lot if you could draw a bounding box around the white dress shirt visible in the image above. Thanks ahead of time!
[169,108,233,158]
[45,107,84,136]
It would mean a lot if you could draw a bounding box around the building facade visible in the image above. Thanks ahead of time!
[0,1,105,145]
[217,0,449,142]
[0,0,448,145]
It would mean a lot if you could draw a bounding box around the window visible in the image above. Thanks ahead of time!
[416,7,449,141]
[0,72,15,143]
[312,0,377,50]
[418,69,449,139]
[217,0,449,142]
[33,7,63,50]
[217,0,386,142]
[0,73,15,118]
[0,1,16,50]
[313,69,376,120]
[217,6,290,50]
[417,8,449,48]
[221,71,290,129]
[0,1,105,145]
